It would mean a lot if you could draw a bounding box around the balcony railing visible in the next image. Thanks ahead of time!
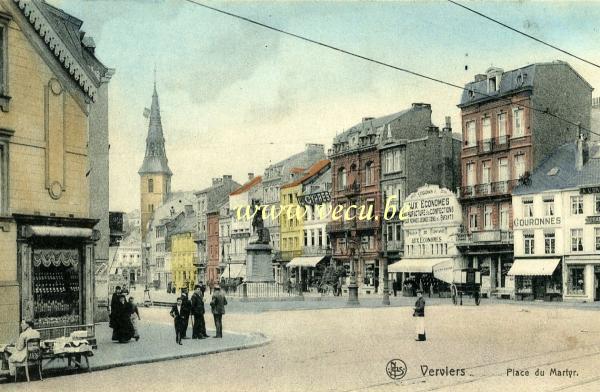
[477,136,510,154]
[385,239,404,251]
[456,230,514,245]
[302,246,331,256]
[460,180,517,199]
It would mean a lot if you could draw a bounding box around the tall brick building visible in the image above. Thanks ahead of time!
[456,62,593,298]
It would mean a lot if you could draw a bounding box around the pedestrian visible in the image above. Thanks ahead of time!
[128,296,141,341]
[374,277,379,293]
[113,295,134,343]
[170,297,185,345]
[413,289,426,341]
[180,291,191,339]
[109,285,122,339]
[392,280,398,297]
[191,285,208,339]
[210,285,228,338]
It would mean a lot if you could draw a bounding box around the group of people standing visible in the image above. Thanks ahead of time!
[170,284,227,344]
[109,286,141,343]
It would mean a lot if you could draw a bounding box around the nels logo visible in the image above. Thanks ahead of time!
[386,359,407,380]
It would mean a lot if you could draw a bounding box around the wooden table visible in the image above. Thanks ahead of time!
[41,349,93,373]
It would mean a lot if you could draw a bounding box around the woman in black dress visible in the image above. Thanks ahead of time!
[113,295,134,343]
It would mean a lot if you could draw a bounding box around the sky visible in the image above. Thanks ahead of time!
[48,0,600,213]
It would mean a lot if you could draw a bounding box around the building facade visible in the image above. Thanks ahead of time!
[513,138,600,302]
[110,228,142,288]
[456,62,593,299]
[170,209,197,294]
[206,210,220,287]
[0,0,111,342]
[328,105,433,294]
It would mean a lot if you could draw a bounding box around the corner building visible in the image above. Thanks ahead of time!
[456,62,592,299]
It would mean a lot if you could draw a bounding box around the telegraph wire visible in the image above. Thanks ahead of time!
[183,0,600,138]
[447,0,600,70]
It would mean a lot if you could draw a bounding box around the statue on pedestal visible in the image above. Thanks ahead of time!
[250,199,270,245]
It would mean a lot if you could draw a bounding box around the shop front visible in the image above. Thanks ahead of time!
[507,258,562,301]
[563,256,600,302]
[15,215,98,340]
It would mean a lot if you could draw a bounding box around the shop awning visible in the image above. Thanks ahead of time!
[287,256,325,268]
[388,258,452,273]
[432,259,455,284]
[507,258,560,276]
[27,225,93,238]
[221,263,246,279]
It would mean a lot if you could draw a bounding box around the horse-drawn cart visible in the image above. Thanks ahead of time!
[450,268,481,306]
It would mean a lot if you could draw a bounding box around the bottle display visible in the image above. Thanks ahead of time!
[33,263,81,329]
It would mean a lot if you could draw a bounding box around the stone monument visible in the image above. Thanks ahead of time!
[245,199,274,282]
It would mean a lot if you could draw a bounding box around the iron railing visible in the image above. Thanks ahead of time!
[456,230,514,245]
[460,180,517,199]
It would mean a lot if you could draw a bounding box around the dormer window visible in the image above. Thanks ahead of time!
[488,77,497,93]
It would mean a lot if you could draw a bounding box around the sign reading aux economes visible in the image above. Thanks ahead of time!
[400,185,462,227]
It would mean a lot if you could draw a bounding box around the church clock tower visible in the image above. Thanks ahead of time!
[139,81,172,240]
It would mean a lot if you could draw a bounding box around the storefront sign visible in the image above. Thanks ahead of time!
[297,191,331,206]
[401,185,461,227]
[580,186,600,194]
[585,216,600,224]
[513,216,561,228]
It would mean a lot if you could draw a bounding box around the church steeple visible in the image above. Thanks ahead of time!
[139,78,172,240]
[139,81,172,177]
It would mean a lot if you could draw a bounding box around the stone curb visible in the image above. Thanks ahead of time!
[89,332,271,372]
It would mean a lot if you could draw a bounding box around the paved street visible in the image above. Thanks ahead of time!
[3,301,600,391]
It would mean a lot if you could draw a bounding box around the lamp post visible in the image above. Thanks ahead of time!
[227,255,231,280]
[143,242,152,306]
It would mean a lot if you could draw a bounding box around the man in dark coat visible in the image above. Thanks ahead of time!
[109,286,122,339]
[210,285,228,338]
[170,297,185,345]
[180,291,192,339]
[413,290,426,341]
[191,285,208,339]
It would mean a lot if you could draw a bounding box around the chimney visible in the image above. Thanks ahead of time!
[248,173,254,180]
[184,205,194,216]
[474,74,487,82]
[305,143,325,153]
[427,126,440,139]
[362,117,375,123]
[223,175,232,182]
[576,124,585,171]
[412,103,431,110]
[443,116,452,132]
[212,177,222,186]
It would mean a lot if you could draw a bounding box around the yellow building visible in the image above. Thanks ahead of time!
[280,183,304,263]
[169,212,197,294]
[0,0,112,342]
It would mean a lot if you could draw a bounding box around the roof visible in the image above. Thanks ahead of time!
[170,212,197,236]
[15,0,113,100]
[147,191,196,231]
[458,61,592,108]
[139,85,172,175]
[513,141,600,195]
[263,145,326,183]
[281,159,331,189]
[230,176,262,196]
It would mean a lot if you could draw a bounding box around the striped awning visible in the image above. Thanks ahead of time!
[287,256,325,268]
[507,258,560,276]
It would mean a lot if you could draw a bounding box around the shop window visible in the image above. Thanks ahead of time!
[571,196,584,215]
[524,232,534,255]
[544,197,555,216]
[595,227,600,251]
[571,228,584,252]
[544,231,556,254]
[567,266,585,295]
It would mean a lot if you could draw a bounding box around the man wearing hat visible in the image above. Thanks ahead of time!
[210,285,228,338]
[191,285,208,339]
[413,290,426,341]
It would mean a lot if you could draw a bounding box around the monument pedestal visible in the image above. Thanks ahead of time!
[245,243,274,283]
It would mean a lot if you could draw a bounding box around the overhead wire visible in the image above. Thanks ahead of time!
[182,0,600,138]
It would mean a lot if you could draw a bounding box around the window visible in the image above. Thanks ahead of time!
[513,108,524,137]
[571,196,584,215]
[544,197,555,216]
[365,162,373,185]
[387,224,393,242]
[318,229,323,246]
[395,223,402,242]
[466,163,475,186]
[482,117,491,145]
[567,266,585,294]
[481,161,491,194]
[498,157,508,182]
[469,208,478,230]
[311,230,316,246]
[488,77,496,92]
[522,199,533,217]
[149,204,154,212]
[148,178,154,193]
[544,231,556,254]
[337,168,347,189]
[0,16,9,103]
[514,154,525,179]
[500,205,509,229]
[466,121,476,146]
[484,205,493,229]
[596,227,600,251]
[571,229,583,252]
[497,113,507,143]
[394,150,402,172]
[0,132,9,214]
[595,195,600,214]
[524,232,534,255]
